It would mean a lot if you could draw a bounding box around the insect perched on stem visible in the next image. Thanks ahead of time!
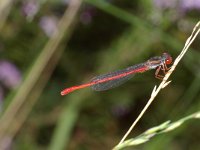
[61,53,172,96]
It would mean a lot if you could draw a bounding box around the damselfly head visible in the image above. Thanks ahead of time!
[162,53,172,65]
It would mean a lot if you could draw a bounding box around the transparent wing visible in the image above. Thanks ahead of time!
[91,68,135,91]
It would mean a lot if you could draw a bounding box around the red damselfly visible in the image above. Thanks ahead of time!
[61,53,172,96]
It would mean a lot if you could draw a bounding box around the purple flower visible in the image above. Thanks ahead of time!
[180,0,200,12]
[0,136,13,150]
[80,11,93,25]
[22,0,39,21]
[154,0,178,9]
[39,16,58,37]
[154,0,200,12]
[111,105,130,117]
[80,6,96,25]
[0,60,22,89]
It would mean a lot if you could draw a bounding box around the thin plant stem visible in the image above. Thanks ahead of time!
[0,0,13,30]
[0,0,82,147]
[117,21,200,146]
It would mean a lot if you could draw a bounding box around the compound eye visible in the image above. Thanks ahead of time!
[162,52,172,65]
[165,56,172,64]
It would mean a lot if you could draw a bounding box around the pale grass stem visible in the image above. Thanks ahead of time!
[117,21,200,146]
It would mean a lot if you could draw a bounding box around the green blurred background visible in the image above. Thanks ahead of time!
[0,0,199,149]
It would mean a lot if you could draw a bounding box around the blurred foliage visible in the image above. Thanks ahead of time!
[0,0,199,150]
[114,111,200,150]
